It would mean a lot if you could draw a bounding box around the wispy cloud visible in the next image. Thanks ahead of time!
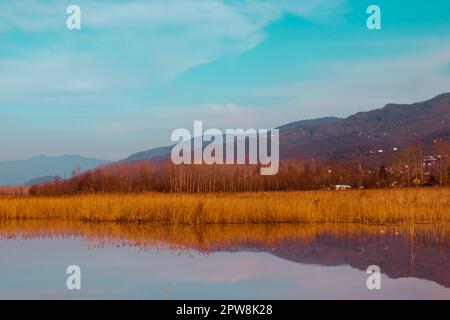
[251,43,450,118]
[0,0,347,105]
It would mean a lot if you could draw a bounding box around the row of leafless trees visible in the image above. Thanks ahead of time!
[28,140,450,196]
[28,160,366,195]
[0,186,29,196]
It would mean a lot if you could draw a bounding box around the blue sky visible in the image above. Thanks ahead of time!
[1,0,450,161]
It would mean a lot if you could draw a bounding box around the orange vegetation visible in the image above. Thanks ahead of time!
[1,188,449,224]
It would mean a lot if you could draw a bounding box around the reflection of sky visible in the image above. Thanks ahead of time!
[1,238,450,299]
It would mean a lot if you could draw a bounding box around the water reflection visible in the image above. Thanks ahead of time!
[0,220,450,299]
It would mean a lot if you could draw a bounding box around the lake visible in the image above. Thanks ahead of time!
[0,221,449,299]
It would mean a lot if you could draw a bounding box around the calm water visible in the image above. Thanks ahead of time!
[0,221,450,299]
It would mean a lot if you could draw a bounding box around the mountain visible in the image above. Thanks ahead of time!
[279,92,450,163]
[25,175,60,186]
[122,145,174,162]
[123,93,450,166]
[0,155,112,186]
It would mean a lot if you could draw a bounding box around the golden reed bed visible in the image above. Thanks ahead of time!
[0,188,449,225]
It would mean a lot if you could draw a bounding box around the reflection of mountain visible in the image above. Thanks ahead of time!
[1,221,449,288]
[267,234,450,288]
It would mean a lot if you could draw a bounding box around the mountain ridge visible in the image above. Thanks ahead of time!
[122,93,450,165]
[0,155,111,186]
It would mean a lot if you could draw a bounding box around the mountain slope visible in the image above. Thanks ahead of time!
[122,145,174,162]
[280,93,450,162]
[123,93,450,165]
[0,155,112,186]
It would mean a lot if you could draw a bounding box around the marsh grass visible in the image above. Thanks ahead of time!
[0,188,449,225]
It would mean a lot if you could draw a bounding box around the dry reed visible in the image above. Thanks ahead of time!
[0,188,449,225]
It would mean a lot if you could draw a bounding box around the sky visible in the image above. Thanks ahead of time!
[1,0,450,161]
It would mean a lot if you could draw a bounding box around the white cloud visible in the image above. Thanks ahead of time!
[166,102,293,129]
[0,0,347,31]
[0,0,347,105]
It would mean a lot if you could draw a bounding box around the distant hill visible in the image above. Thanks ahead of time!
[122,145,174,162]
[122,93,450,166]
[25,175,60,186]
[0,155,111,186]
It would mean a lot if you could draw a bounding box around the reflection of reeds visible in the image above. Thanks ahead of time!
[0,220,449,253]
[0,189,449,224]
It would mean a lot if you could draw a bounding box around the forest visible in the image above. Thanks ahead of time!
[28,140,450,196]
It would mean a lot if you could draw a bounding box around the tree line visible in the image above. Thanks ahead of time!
[29,140,450,196]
